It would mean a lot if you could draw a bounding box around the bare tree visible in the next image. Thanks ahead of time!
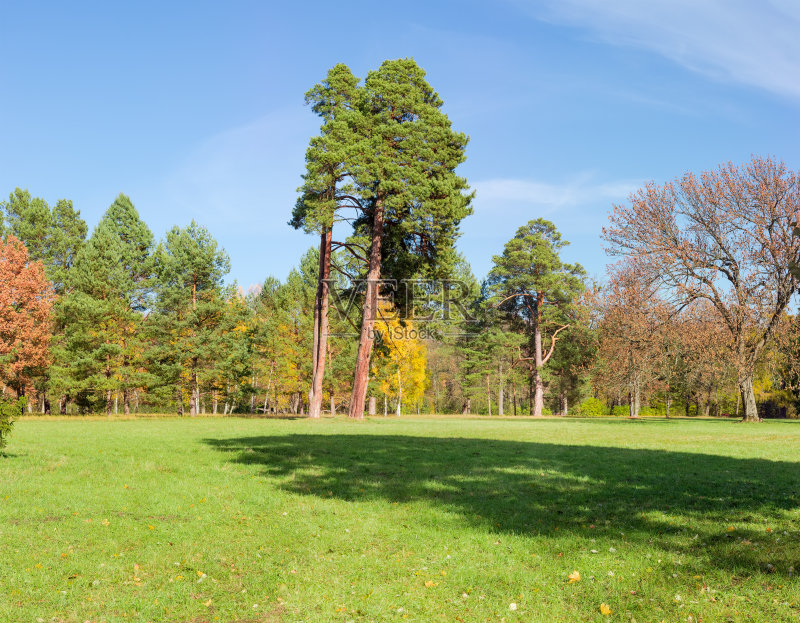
[603,156,800,421]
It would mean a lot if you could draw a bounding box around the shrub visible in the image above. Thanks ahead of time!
[0,397,25,451]
[577,397,605,417]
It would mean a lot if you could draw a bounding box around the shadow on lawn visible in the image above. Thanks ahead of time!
[205,433,800,576]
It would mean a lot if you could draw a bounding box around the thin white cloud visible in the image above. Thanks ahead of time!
[156,109,315,228]
[136,109,320,285]
[515,0,800,100]
[473,176,640,211]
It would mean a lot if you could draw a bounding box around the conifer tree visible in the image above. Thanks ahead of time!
[346,59,472,417]
[487,219,585,416]
[292,64,361,418]
[151,221,231,415]
[59,194,152,414]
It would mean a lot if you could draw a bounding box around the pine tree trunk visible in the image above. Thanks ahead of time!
[486,374,492,416]
[177,387,184,416]
[368,396,376,416]
[59,395,67,415]
[512,380,517,416]
[561,393,568,416]
[463,398,471,415]
[739,375,760,422]
[106,389,112,417]
[309,228,332,419]
[123,389,130,416]
[190,358,198,417]
[532,300,545,416]
[349,198,385,419]
[330,391,335,416]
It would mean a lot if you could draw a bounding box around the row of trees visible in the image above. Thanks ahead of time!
[1,182,798,419]
[2,59,798,421]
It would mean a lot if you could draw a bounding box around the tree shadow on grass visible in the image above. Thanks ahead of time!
[205,433,800,576]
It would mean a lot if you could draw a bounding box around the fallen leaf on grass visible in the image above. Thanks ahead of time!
[600,603,612,615]
[568,571,581,583]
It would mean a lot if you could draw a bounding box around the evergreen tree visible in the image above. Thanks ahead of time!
[292,64,361,418]
[487,219,585,416]
[57,194,153,414]
[347,59,473,417]
[150,221,231,415]
[1,188,87,293]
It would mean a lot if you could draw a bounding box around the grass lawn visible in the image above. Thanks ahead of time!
[1,416,799,622]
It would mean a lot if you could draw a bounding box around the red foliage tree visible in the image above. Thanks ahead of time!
[0,236,54,397]
[603,156,800,421]
[594,260,669,417]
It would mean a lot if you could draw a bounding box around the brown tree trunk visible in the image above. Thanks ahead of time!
[190,358,198,417]
[512,380,517,416]
[123,389,131,416]
[462,398,471,415]
[349,198,385,419]
[105,357,113,416]
[368,395,376,416]
[59,395,67,415]
[330,390,335,416]
[739,375,760,422]
[531,300,546,416]
[629,376,641,418]
[309,227,332,418]
[486,374,492,416]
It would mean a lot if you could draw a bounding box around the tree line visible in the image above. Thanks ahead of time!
[1,59,799,421]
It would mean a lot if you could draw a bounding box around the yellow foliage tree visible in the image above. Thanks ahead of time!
[371,304,428,415]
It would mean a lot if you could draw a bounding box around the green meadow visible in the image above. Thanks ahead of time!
[2,417,799,622]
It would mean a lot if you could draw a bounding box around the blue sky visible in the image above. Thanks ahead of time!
[2,0,799,287]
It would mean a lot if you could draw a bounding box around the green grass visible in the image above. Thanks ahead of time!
[2,416,799,622]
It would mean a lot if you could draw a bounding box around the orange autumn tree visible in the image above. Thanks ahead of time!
[603,156,800,422]
[0,236,54,398]
[594,261,669,417]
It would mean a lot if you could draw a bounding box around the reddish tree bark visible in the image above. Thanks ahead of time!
[348,199,385,419]
[309,227,332,418]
